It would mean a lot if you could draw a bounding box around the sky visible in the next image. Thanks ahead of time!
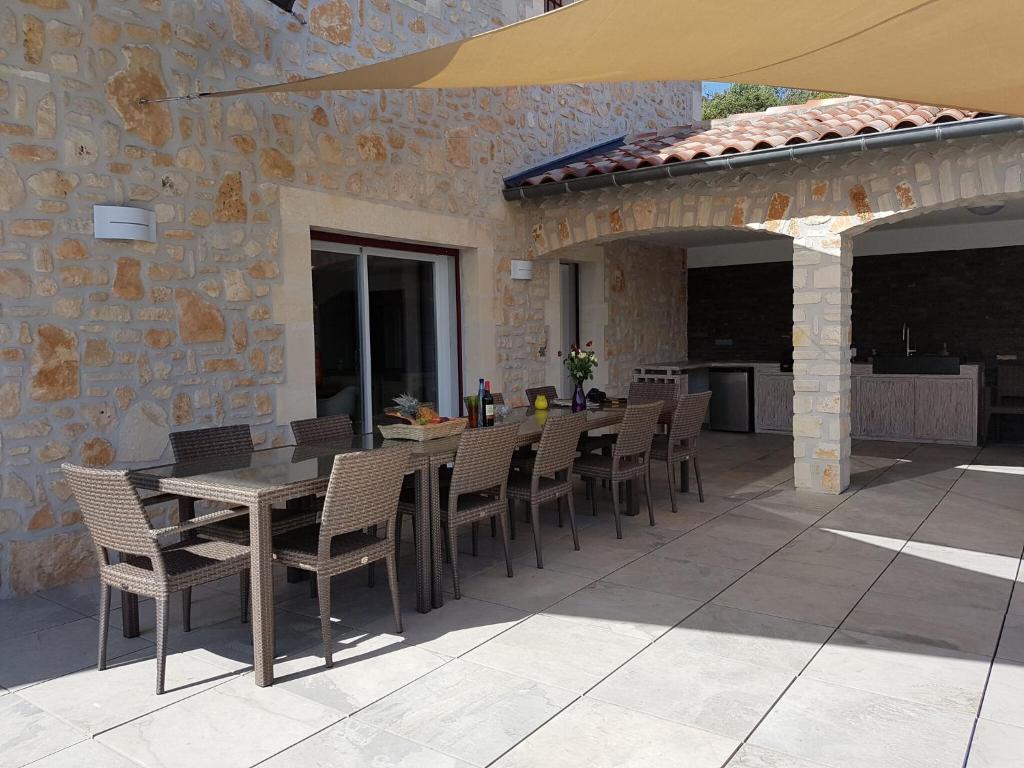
[703,81,731,96]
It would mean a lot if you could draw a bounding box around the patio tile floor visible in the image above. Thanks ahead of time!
[1,432,1022,767]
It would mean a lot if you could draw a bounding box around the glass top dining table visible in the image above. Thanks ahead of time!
[128,405,626,687]
[132,405,624,489]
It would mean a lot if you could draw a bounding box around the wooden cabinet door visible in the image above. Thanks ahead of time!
[755,373,794,432]
[853,376,915,439]
[914,378,976,443]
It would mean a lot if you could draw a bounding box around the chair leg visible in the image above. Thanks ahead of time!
[496,511,514,578]
[556,497,564,528]
[665,456,678,513]
[589,478,599,516]
[98,584,110,671]
[693,455,705,503]
[610,480,623,539]
[240,570,250,623]
[531,502,543,569]
[385,554,403,634]
[155,597,169,695]
[395,512,404,554]
[509,500,517,540]
[566,492,580,551]
[448,523,462,600]
[182,588,192,633]
[317,574,333,668]
[644,468,656,527]
[471,521,479,557]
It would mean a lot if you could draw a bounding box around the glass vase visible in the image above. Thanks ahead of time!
[571,379,587,412]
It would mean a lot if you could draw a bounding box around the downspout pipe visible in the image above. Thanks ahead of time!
[502,116,1024,202]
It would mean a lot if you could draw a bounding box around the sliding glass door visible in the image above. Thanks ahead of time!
[312,241,457,431]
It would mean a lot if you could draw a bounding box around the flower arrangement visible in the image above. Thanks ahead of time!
[559,341,598,383]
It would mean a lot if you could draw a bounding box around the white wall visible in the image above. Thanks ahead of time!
[687,217,1024,268]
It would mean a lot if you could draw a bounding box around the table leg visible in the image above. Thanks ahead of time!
[120,552,144,638]
[624,479,639,516]
[429,458,444,610]
[121,590,140,638]
[414,466,431,614]
[248,499,275,687]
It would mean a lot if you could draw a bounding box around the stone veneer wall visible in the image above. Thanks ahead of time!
[603,239,686,393]
[0,0,698,596]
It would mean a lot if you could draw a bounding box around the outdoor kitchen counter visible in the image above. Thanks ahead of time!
[753,363,981,446]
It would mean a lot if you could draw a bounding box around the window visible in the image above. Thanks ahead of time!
[545,0,564,9]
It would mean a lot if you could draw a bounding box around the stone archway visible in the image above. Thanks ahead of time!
[506,131,1024,493]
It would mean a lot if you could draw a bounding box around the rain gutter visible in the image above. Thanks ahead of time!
[501,115,1024,202]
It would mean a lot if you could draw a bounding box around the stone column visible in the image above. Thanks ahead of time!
[791,234,852,494]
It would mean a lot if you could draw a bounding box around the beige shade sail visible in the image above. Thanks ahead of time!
[200,0,1024,116]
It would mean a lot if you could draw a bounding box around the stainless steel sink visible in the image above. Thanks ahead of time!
[872,356,961,375]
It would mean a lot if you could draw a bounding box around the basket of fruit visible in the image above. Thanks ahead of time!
[379,394,468,441]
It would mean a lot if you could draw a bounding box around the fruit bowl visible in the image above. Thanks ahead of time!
[378,418,467,441]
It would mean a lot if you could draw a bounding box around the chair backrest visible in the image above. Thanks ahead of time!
[532,411,587,478]
[628,380,677,421]
[448,423,519,502]
[62,464,162,564]
[668,391,712,444]
[613,401,662,459]
[998,364,1024,399]
[526,386,558,407]
[291,414,354,445]
[170,424,253,462]
[318,446,410,549]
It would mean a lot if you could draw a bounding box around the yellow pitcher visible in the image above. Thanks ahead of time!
[534,393,549,410]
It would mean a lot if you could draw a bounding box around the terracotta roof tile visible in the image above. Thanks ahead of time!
[512,96,987,188]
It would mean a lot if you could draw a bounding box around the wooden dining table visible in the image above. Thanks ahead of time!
[128,405,626,687]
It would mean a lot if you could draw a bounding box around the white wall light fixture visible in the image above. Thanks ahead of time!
[510,259,533,280]
[93,205,157,242]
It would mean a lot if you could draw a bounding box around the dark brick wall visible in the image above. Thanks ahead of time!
[688,246,1024,364]
[688,261,792,362]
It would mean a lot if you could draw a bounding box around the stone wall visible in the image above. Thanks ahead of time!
[0,0,698,596]
[603,239,687,393]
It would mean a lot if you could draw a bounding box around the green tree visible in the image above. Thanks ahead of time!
[702,83,841,120]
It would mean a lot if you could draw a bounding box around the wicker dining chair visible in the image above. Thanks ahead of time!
[508,411,587,568]
[573,401,661,539]
[62,463,251,695]
[628,380,678,424]
[271,446,410,668]
[525,385,558,408]
[439,424,519,598]
[169,425,316,623]
[290,414,355,445]
[650,391,712,511]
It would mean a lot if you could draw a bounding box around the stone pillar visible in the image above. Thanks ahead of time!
[791,234,852,493]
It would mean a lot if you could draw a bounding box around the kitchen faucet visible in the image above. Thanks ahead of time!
[901,323,917,357]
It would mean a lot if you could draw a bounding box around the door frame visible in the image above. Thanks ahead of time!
[311,237,460,426]
[274,187,497,429]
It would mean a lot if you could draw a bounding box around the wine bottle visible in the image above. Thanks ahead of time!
[483,380,495,427]
[477,378,486,428]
